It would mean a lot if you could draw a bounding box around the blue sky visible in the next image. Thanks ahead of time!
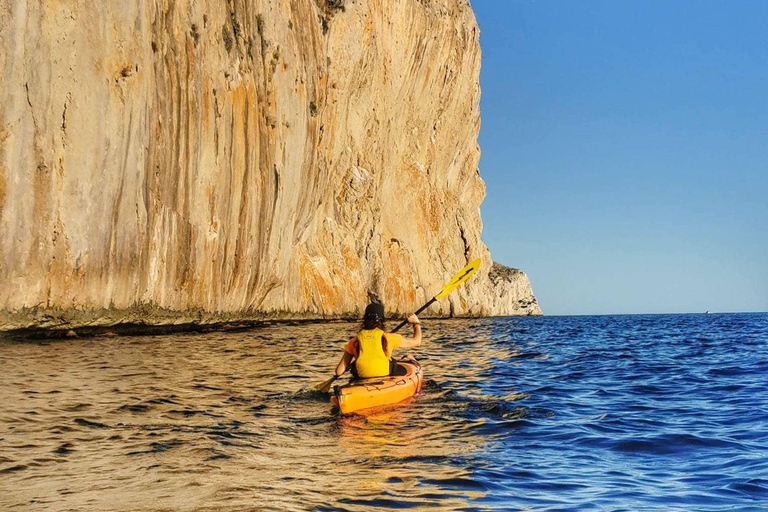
[472,0,768,315]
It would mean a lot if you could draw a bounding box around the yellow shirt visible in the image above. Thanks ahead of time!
[345,329,402,378]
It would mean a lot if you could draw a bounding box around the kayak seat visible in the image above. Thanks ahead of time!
[390,362,408,377]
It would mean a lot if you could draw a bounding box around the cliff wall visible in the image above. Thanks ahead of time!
[0,0,540,331]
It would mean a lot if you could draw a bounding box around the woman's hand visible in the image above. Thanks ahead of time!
[400,314,422,348]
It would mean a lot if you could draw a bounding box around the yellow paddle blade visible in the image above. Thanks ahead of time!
[312,375,338,393]
[435,258,482,300]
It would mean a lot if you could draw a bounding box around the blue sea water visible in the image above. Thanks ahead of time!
[456,313,768,511]
[1,313,766,511]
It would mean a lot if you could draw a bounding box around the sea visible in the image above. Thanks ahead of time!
[1,313,766,511]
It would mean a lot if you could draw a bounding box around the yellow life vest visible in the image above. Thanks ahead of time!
[354,328,391,378]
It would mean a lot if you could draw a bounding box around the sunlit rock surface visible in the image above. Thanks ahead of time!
[0,0,540,330]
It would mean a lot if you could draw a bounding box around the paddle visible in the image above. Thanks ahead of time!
[312,258,482,393]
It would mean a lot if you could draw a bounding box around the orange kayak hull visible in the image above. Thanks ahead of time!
[331,360,423,415]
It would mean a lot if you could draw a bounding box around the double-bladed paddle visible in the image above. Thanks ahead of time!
[312,258,482,393]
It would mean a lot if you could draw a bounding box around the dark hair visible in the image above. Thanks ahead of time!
[362,303,385,330]
[360,318,386,331]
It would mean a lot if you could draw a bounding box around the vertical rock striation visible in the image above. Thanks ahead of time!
[0,0,540,331]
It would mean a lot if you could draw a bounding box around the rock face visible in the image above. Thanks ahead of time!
[0,0,540,331]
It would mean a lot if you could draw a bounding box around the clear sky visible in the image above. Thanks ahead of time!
[472,0,768,315]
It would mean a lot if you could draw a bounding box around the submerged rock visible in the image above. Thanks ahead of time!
[0,0,540,331]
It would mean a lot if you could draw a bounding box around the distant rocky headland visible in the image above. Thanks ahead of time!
[0,0,540,332]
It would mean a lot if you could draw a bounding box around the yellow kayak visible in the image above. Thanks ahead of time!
[331,359,423,414]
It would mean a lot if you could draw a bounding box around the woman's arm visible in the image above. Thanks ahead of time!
[335,351,354,377]
[398,314,422,349]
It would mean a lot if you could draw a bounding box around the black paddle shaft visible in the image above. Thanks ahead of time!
[391,297,437,333]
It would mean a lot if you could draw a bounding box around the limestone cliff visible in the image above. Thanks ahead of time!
[0,0,540,331]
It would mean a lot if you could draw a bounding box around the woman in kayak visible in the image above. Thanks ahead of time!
[334,303,422,379]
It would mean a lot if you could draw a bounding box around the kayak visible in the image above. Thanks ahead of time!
[331,358,423,414]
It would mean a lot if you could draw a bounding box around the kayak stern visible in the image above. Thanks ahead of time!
[331,359,423,414]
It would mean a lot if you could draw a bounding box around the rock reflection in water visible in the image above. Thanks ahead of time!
[0,320,495,511]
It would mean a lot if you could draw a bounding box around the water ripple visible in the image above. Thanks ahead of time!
[0,313,766,510]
